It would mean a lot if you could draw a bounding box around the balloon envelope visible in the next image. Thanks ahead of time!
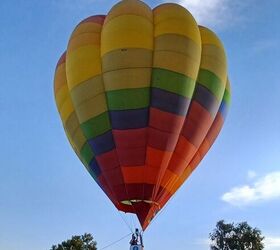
[54,0,231,230]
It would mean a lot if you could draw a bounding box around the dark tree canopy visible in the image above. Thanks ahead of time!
[209,220,265,250]
[51,233,97,250]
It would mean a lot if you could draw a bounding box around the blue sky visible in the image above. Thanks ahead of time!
[1,0,280,249]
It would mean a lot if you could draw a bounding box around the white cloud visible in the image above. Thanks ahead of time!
[265,236,280,249]
[166,0,253,29]
[248,170,257,179]
[178,0,229,27]
[222,171,280,206]
[54,0,251,30]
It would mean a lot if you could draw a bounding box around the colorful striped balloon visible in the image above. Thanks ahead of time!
[54,0,231,230]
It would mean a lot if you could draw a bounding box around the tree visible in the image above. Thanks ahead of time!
[51,233,97,250]
[209,220,265,250]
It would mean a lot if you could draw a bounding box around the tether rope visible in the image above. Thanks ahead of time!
[99,232,132,250]
[117,210,134,233]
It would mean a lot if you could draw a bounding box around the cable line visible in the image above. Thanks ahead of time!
[99,233,131,250]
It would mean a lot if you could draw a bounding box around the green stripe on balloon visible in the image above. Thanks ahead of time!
[223,88,231,105]
[106,88,150,110]
[80,143,94,165]
[152,68,196,98]
[196,69,224,101]
[80,112,111,139]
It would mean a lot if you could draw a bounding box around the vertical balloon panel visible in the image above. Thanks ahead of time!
[54,51,117,206]
[101,0,154,217]
[157,27,228,207]
[65,15,128,204]
[138,3,203,228]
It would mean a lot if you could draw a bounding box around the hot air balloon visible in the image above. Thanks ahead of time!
[54,0,231,236]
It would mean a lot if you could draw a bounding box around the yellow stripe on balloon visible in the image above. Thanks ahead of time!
[71,22,103,37]
[66,45,102,90]
[67,33,101,53]
[74,93,108,123]
[72,128,87,151]
[199,26,224,50]
[153,51,200,79]
[103,68,151,91]
[102,48,152,72]
[65,112,81,137]
[199,26,227,92]
[104,0,152,25]
[60,97,74,123]
[153,3,201,46]
[101,15,153,56]
[54,53,90,165]
[70,76,104,108]
[200,56,227,84]
[55,85,69,110]
[226,78,231,93]
[54,64,67,94]
[154,34,201,61]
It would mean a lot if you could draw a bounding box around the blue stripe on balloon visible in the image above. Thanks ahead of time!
[109,108,148,129]
[88,130,115,155]
[89,158,102,177]
[192,84,219,117]
[151,88,190,116]
[218,100,228,119]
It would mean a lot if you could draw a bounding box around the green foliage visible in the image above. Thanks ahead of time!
[209,220,265,250]
[51,233,97,250]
